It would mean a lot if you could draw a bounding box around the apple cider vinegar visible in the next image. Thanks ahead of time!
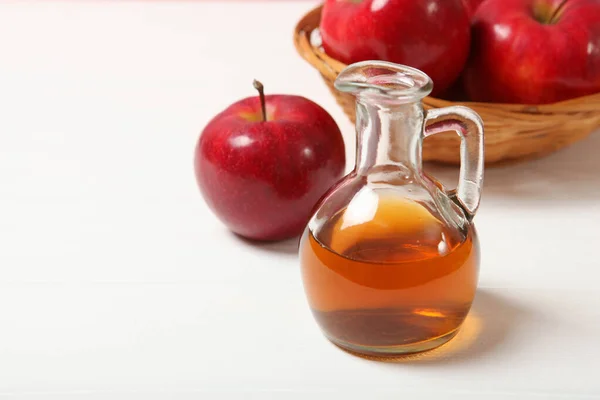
[300,195,479,355]
[299,61,484,357]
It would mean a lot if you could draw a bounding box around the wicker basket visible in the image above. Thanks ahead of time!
[294,5,600,165]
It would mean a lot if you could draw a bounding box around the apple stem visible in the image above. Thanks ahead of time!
[253,79,267,122]
[549,0,569,24]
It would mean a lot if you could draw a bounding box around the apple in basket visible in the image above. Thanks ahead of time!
[194,81,346,241]
[464,0,600,104]
[319,0,471,96]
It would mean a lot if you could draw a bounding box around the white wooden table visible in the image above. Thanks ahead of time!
[1,1,599,398]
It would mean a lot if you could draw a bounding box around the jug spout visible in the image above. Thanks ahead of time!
[334,61,433,105]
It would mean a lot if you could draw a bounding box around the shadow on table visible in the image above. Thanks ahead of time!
[425,131,600,205]
[230,232,301,256]
[336,289,530,366]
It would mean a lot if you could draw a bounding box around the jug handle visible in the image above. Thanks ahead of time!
[423,106,485,221]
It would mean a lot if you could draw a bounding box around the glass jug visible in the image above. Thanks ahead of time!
[299,61,484,357]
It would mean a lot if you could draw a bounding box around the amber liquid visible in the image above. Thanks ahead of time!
[300,195,479,355]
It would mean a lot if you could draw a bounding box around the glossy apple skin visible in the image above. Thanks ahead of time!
[320,0,471,96]
[194,95,346,241]
[464,0,600,104]
[462,0,486,17]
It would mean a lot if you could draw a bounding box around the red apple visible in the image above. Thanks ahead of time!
[464,0,600,104]
[462,0,486,17]
[319,0,471,96]
[194,81,346,241]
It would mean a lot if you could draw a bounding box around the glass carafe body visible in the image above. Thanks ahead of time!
[299,61,485,356]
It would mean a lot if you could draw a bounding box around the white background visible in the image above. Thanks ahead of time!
[1,1,599,398]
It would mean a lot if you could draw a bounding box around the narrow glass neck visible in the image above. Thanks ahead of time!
[355,98,424,174]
